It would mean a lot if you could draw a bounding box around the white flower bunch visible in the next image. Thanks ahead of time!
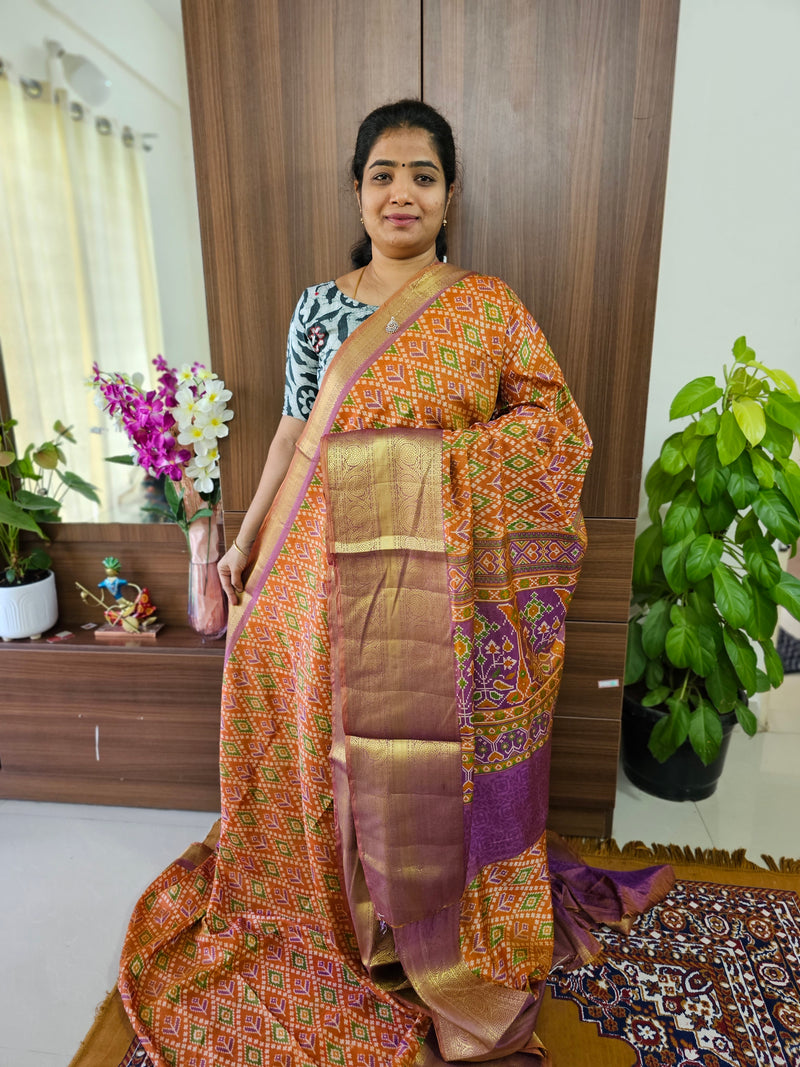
[174,366,234,496]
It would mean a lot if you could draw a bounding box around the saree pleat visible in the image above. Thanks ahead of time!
[118,266,672,1067]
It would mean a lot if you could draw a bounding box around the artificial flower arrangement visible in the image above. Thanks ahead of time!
[89,356,233,637]
[90,355,232,532]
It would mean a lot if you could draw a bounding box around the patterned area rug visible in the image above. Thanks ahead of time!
[777,627,800,674]
[549,876,800,1066]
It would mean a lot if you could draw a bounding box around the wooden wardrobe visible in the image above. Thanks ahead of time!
[181,0,679,836]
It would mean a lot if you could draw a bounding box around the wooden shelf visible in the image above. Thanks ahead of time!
[0,623,225,656]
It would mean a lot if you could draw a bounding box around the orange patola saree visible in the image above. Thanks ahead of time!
[119,264,672,1066]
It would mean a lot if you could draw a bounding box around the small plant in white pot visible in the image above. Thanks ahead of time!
[0,415,99,639]
[623,337,800,800]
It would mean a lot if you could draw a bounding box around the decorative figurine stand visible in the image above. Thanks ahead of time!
[76,556,163,642]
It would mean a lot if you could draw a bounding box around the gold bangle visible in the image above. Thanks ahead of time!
[231,538,249,560]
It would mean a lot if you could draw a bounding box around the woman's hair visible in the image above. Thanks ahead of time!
[349,99,457,268]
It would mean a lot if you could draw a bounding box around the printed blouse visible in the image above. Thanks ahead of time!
[282,281,377,419]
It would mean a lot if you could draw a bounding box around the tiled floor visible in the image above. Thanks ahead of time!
[2,728,800,1066]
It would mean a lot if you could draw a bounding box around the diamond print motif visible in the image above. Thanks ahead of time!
[119,272,591,1062]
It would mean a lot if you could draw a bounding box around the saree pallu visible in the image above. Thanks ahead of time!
[119,265,673,1066]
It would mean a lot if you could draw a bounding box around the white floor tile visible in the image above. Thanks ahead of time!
[613,763,715,851]
[0,1049,62,1067]
[0,802,217,1062]
[613,727,800,863]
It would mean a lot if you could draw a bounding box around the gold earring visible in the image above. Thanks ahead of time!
[442,218,448,227]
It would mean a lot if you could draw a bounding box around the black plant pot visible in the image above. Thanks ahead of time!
[621,690,737,802]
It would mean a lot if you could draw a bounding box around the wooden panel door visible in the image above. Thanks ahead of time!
[423,0,680,518]
[423,0,679,831]
[182,0,422,514]
[182,1,679,833]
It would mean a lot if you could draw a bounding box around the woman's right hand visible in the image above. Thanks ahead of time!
[218,540,252,605]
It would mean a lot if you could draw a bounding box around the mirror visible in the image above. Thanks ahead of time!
[0,0,209,523]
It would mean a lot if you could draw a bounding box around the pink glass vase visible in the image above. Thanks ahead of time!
[186,507,228,639]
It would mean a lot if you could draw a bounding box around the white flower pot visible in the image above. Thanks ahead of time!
[0,570,59,641]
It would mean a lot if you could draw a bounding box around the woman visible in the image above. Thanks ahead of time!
[119,100,671,1066]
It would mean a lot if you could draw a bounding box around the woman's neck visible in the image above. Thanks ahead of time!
[360,248,438,304]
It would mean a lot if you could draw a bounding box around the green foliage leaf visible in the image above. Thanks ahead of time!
[695,409,720,436]
[760,639,784,689]
[764,367,800,398]
[632,525,663,590]
[57,470,101,504]
[14,489,60,511]
[645,659,664,689]
[743,537,782,589]
[664,620,693,669]
[661,535,693,594]
[705,654,739,713]
[670,377,724,420]
[712,565,750,629]
[53,419,74,441]
[717,409,747,465]
[660,433,687,475]
[0,450,14,467]
[734,697,758,736]
[694,437,726,505]
[742,576,778,642]
[624,622,646,685]
[688,699,724,766]
[663,486,702,546]
[734,509,761,545]
[0,495,46,536]
[766,392,800,434]
[641,685,671,707]
[732,398,767,446]
[749,448,776,489]
[769,571,800,621]
[685,534,724,583]
[726,452,759,509]
[774,459,800,516]
[32,442,59,470]
[162,476,186,529]
[688,582,720,628]
[752,488,800,543]
[26,547,52,570]
[755,667,771,694]
[641,598,672,658]
[761,415,794,458]
[648,698,690,763]
[732,336,755,362]
[644,460,691,524]
[105,454,136,466]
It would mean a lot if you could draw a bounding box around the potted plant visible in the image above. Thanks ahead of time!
[623,337,800,800]
[0,415,100,639]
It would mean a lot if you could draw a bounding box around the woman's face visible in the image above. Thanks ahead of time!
[357,127,453,261]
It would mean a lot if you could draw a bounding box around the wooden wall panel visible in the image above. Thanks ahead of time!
[182,0,421,512]
[423,0,679,518]
[558,622,627,720]
[0,647,223,810]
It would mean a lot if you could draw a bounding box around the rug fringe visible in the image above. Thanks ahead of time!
[564,836,800,873]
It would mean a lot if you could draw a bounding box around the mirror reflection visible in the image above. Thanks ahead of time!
[0,0,209,523]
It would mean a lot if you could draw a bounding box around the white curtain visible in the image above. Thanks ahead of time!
[0,66,163,522]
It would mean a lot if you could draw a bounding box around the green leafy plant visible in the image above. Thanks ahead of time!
[625,337,800,765]
[0,416,100,585]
